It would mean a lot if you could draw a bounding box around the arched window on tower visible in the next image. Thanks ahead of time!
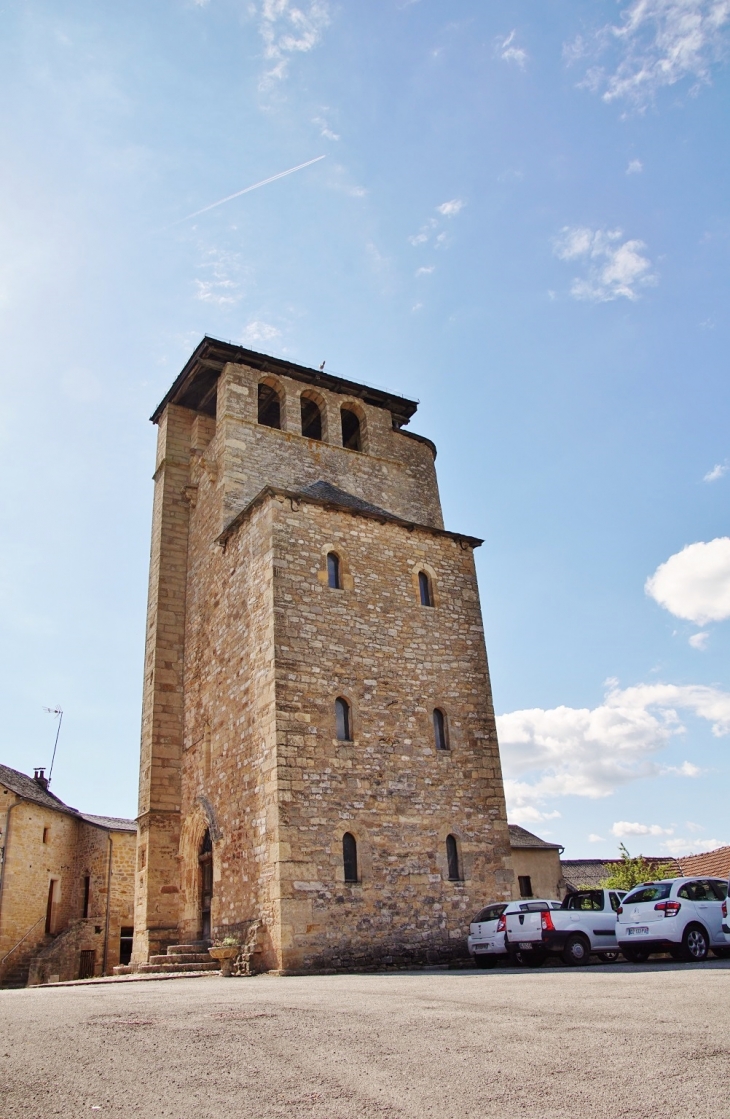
[301,393,323,440]
[341,407,362,452]
[446,834,461,881]
[433,708,448,751]
[343,832,358,882]
[418,571,433,607]
[335,697,352,742]
[258,382,281,429]
[327,551,341,589]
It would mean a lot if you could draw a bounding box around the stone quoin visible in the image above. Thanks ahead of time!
[133,338,514,972]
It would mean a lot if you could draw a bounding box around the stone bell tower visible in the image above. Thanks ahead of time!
[133,337,513,971]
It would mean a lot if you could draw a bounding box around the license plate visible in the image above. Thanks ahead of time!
[518,942,533,950]
[627,926,649,936]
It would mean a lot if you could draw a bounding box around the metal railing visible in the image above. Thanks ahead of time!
[0,916,46,970]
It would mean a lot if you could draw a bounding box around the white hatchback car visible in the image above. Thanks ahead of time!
[467,902,509,967]
[617,877,730,962]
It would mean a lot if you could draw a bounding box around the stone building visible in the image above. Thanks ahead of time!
[0,764,136,987]
[507,825,564,900]
[134,337,514,972]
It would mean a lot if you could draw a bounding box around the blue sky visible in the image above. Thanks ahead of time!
[1,0,728,859]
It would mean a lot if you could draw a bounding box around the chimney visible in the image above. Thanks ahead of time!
[33,767,49,791]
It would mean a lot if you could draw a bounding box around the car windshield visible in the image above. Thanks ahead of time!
[623,883,672,905]
[473,904,506,923]
[563,891,604,911]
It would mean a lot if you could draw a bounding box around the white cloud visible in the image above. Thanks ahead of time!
[498,680,730,818]
[662,760,702,776]
[566,0,730,110]
[312,114,339,141]
[194,247,244,306]
[240,320,281,345]
[437,199,465,217]
[645,537,730,624]
[689,631,709,649]
[588,833,605,842]
[497,30,528,68]
[704,461,728,481]
[626,158,644,173]
[663,835,726,855]
[257,0,331,87]
[415,265,435,276]
[553,226,657,302]
[612,820,672,837]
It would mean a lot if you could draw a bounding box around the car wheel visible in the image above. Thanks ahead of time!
[562,934,591,967]
[622,947,650,963]
[682,925,709,962]
[474,955,496,969]
[600,951,619,963]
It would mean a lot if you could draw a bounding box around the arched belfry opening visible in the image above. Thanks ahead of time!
[258,382,282,429]
[341,407,362,451]
[301,392,323,440]
[199,829,213,941]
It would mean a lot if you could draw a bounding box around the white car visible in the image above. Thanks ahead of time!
[467,903,509,967]
[617,877,730,962]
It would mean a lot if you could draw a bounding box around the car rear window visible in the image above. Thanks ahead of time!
[473,904,507,923]
[519,902,551,912]
[563,891,604,911]
[623,883,672,905]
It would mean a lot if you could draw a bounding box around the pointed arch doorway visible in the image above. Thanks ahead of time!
[199,829,213,941]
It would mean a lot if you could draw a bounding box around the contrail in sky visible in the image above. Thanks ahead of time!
[169,155,327,226]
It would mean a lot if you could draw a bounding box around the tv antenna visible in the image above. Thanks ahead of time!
[43,706,63,784]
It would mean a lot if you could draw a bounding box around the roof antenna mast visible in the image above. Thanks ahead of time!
[42,706,63,785]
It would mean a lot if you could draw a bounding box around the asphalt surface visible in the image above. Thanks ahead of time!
[2,958,730,1119]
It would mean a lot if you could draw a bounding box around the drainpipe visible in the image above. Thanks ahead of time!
[0,801,21,941]
[102,833,113,976]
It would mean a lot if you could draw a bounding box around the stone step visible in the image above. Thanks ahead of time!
[166,943,209,955]
[149,952,212,966]
[138,961,220,974]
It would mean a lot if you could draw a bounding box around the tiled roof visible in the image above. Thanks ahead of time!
[676,846,730,879]
[508,824,562,851]
[0,763,135,832]
[80,813,137,833]
[299,480,392,518]
[561,857,681,890]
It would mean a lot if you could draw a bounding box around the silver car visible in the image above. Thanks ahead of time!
[467,903,509,967]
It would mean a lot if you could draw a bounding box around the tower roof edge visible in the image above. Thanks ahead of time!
[150,336,419,427]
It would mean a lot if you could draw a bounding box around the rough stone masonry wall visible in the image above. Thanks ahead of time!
[213,362,444,534]
[177,498,281,967]
[269,497,513,970]
[0,795,78,982]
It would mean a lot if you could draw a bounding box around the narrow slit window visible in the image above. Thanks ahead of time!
[433,709,448,751]
[446,834,461,881]
[119,926,134,966]
[418,571,433,607]
[335,697,352,742]
[341,408,362,452]
[343,832,358,882]
[258,383,281,429]
[42,826,50,844]
[301,396,323,440]
[327,552,341,589]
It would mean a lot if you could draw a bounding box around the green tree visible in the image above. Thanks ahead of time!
[600,844,676,891]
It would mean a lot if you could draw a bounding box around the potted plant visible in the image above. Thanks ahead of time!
[208,937,239,977]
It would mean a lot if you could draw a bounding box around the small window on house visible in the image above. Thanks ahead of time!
[341,408,362,452]
[327,552,341,589]
[301,395,323,440]
[82,875,91,919]
[335,697,352,742]
[518,875,533,898]
[418,571,433,607]
[42,827,50,844]
[343,832,358,882]
[433,709,448,751]
[446,835,461,881]
[119,926,134,966]
[45,879,57,935]
[258,383,281,429]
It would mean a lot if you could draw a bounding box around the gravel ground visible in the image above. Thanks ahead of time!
[2,958,729,1119]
